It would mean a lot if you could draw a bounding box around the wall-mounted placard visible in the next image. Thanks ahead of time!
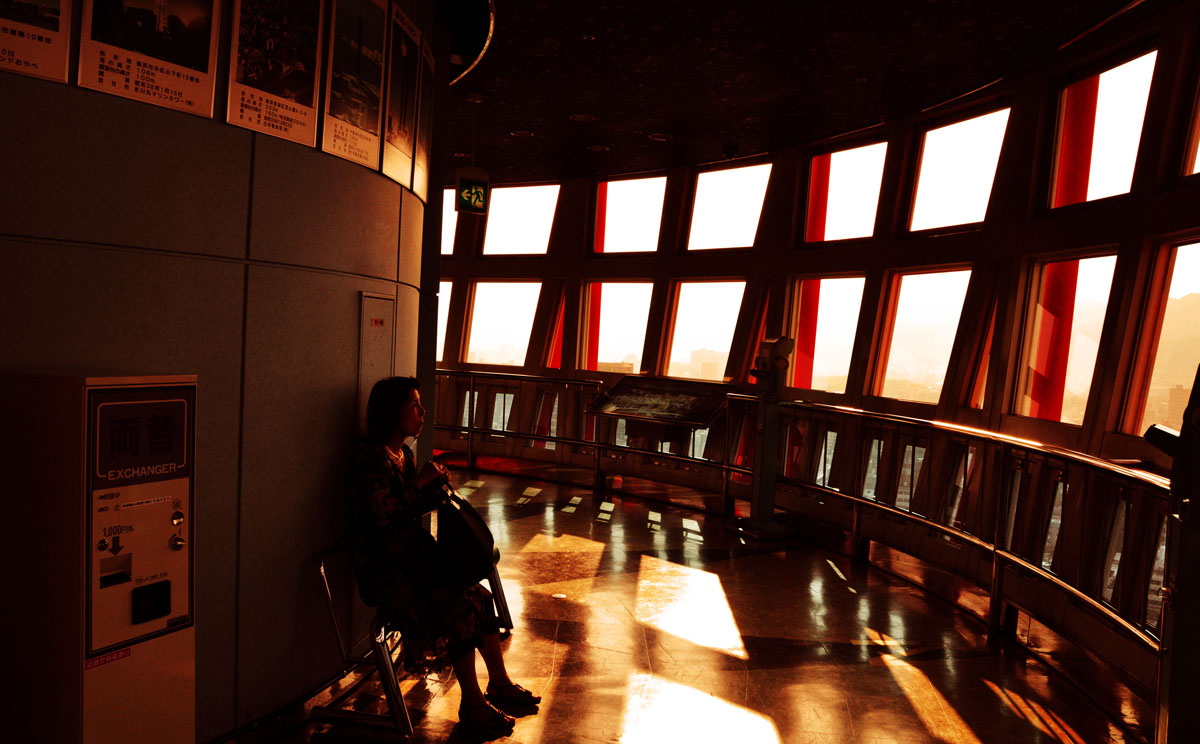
[78,0,221,116]
[227,0,325,146]
[321,0,386,168]
[380,2,419,187]
[0,0,72,82]
[410,40,434,201]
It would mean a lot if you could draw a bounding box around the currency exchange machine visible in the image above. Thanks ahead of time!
[4,374,196,744]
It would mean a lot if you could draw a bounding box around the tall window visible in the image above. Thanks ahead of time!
[1139,242,1200,433]
[1016,255,1116,425]
[441,188,457,255]
[687,164,772,250]
[879,269,972,404]
[595,176,667,253]
[1053,52,1157,207]
[583,282,654,373]
[910,109,1010,231]
[436,281,452,362]
[790,276,866,393]
[482,185,560,255]
[465,282,542,365]
[806,143,888,241]
[666,281,747,379]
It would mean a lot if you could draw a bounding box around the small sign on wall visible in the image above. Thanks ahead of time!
[78,0,222,117]
[0,0,72,82]
[227,0,325,146]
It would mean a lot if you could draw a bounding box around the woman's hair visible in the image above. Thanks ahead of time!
[365,376,420,444]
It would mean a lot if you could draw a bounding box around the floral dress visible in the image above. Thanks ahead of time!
[349,442,497,673]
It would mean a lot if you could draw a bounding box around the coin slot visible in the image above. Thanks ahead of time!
[99,553,132,588]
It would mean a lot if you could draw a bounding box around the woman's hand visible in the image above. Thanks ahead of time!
[415,460,450,490]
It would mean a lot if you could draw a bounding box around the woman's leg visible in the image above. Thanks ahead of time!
[452,649,487,707]
[478,631,513,688]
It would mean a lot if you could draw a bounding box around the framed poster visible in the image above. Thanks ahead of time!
[78,1,221,116]
[321,0,386,168]
[0,0,72,82]
[227,0,324,146]
[380,1,419,187]
[410,40,434,201]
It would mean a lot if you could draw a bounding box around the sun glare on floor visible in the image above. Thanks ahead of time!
[866,628,982,743]
[983,680,1086,743]
[620,673,781,744]
[634,554,748,659]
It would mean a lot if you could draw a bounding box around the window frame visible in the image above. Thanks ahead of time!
[785,272,868,397]
[591,174,670,255]
[461,280,545,370]
[684,161,774,253]
[661,278,750,381]
[803,139,889,244]
[479,183,561,257]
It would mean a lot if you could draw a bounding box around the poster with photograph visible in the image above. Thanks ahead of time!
[0,0,71,82]
[380,2,419,187]
[78,1,221,117]
[410,41,434,201]
[227,0,324,146]
[321,0,386,168]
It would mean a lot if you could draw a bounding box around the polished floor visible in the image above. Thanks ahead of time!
[268,470,1133,744]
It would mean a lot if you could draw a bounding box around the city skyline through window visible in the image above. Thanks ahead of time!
[585,282,654,373]
[465,282,542,365]
[666,281,747,379]
[1139,242,1200,433]
[880,270,972,403]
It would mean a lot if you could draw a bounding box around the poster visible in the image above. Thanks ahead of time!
[321,0,386,168]
[410,40,434,201]
[0,0,71,82]
[227,0,324,146]
[78,1,220,117]
[380,2,418,187]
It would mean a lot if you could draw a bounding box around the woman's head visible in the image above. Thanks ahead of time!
[365,376,425,445]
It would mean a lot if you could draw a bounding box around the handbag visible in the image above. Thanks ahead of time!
[435,484,495,588]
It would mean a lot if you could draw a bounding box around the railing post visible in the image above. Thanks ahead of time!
[467,374,476,471]
[1156,366,1200,744]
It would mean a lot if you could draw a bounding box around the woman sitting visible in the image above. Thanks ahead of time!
[349,376,539,734]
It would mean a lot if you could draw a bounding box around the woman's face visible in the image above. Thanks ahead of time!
[396,389,426,440]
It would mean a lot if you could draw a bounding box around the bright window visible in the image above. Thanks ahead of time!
[1053,52,1157,207]
[666,281,747,379]
[583,282,654,373]
[910,109,1010,231]
[436,281,451,362]
[441,188,457,255]
[879,270,972,404]
[790,276,866,393]
[807,143,887,241]
[465,282,541,365]
[595,177,666,253]
[482,185,559,255]
[1139,242,1200,433]
[687,164,772,250]
[1016,255,1116,426]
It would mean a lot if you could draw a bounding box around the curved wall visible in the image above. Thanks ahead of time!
[0,13,443,738]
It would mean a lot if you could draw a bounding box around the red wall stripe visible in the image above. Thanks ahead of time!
[1053,75,1099,208]
[585,284,602,370]
[1029,260,1079,420]
[594,181,608,253]
[792,279,821,388]
[546,296,564,369]
[806,154,832,242]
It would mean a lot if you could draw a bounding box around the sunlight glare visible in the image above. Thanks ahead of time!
[810,276,866,392]
[466,282,541,365]
[911,109,1010,231]
[688,164,773,250]
[634,554,748,659]
[880,270,972,403]
[825,143,888,240]
[601,177,667,252]
[483,185,560,254]
[441,188,457,254]
[666,281,746,379]
[620,673,780,744]
[867,630,982,743]
[1088,52,1157,201]
[436,281,451,362]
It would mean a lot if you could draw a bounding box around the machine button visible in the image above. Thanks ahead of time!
[97,538,109,551]
[170,511,185,526]
[169,535,186,551]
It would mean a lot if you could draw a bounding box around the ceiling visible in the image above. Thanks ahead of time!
[443,0,1149,185]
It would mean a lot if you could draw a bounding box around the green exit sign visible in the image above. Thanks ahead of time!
[455,176,490,215]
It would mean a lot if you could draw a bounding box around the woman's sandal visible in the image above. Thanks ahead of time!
[458,701,515,733]
[485,681,542,707]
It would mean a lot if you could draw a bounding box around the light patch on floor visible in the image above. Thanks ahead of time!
[635,554,748,659]
[620,673,780,744]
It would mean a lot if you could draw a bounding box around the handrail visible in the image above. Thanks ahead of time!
[436,368,605,387]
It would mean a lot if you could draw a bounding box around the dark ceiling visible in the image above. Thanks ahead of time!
[443,1,1148,185]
